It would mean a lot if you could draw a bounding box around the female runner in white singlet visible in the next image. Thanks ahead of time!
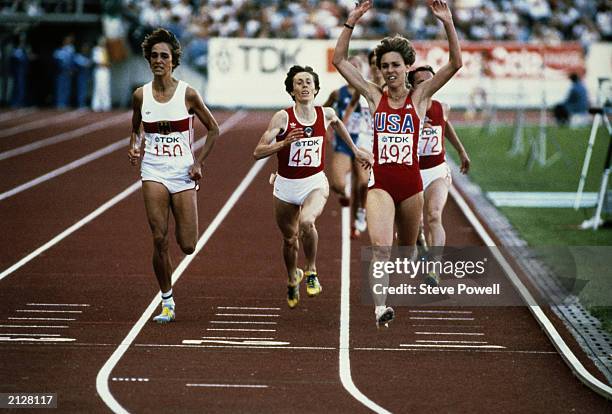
[128,28,220,324]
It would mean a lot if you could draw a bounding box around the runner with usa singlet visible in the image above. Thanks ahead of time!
[333,0,462,327]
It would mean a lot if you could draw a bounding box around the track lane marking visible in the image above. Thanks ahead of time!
[0,112,246,282]
[449,186,612,399]
[186,384,268,388]
[0,112,130,160]
[0,108,36,122]
[339,206,391,414]
[0,110,83,138]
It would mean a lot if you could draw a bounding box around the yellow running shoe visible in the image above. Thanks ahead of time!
[287,268,304,309]
[153,305,175,324]
[305,271,322,297]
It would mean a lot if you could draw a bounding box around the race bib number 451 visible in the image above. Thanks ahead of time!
[418,126,443,156]
[377,133,414,165]
[289,136,323,167]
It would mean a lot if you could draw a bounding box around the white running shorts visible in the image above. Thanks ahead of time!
[141,158,198,194]
[273,171,329,206]
[420,161,451,191]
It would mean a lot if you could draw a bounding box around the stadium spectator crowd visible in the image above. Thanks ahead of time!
[115,0,611,72]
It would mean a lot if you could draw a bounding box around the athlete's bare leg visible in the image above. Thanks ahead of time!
[424,177,451,247]
[353,161,370,211]
[171,189,198,254]
[274,196,301,283]
[395,191,424,247]
[330,151,352,202]
[299,186,329,273]
[366,189,396,307]
[142,181,173,293]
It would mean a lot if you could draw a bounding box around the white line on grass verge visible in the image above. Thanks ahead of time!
[339,206,391,414]
[0,112,247,282]
[449,185,612,399]
[96,145,265,414]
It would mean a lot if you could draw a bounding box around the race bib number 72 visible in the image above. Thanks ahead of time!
[377,133,413,165]
[289,136,323,167]
[418,126,443,156]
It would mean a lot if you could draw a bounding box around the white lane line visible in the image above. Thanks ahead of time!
[400,344,505,349]
[0,181,139,282]
[136,344,336,351]
[184,339,290,346]
[415,340,488,344]
[409,310,472,314]
[0,112,130,160]
[209,321,277,325]
[27,303,90,307]
[0,333,61,336]
[187,384,268,389]
[8,317,76,321]
[415,331,484,336]
[0,325,68,328]
[0,337,76,342]
[112,378,149,382]
[16,309,82,314]
[0,137,128,201]
[206,328,276,332]
[449,185,612,399]
[0,110,83,138]
[409,317,475,321]
[201,336,276,340]
[354,347,555,354]
[411,324,484,328]
[214,313,279,318]
[217,306,280,310]
[339,206,390,414]
[95,112,258,414]
[0,108,36,122]
[0,112,244,282]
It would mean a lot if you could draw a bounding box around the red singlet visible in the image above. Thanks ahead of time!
[370,92,422,203]
[276,106,327,180]
[418,100,446,170]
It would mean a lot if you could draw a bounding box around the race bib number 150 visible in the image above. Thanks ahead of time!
[289,136,323,167]
[378,133,413,165]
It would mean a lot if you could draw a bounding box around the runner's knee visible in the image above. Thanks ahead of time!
[152,232,169,252]
[426,206,443,226]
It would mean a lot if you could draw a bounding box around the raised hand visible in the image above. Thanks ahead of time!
[430,0,453,23]
[347,0,373,25]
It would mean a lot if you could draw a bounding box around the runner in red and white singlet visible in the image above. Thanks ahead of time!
[333,0,462,327]
[409,65,470,253]
[254,65,372,310]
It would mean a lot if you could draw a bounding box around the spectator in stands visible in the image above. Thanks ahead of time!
[53,34,75,108]
[92,37,112,111]
[553,73,590,127]
[74,43,93,108]
[10,33,30,108]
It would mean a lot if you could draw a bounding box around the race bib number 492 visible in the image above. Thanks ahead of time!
[418,126,443,156]
[289,136,323,167]
[377,133,413,165]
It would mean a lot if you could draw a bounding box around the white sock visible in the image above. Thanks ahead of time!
[375,305,387,315]
[161,289,174,307]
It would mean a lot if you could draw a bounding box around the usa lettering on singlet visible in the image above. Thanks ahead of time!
[373,93,420,168]
[418,100,446,170]
[141,80,195,169]
[276,106,330,180]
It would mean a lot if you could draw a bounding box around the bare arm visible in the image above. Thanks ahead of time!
[325,107,373,166]
[253,111,304,160]
[445,120,470,174]
[413,1,462,113]
[322,89,339,108]
[186,87,220,180]
[342,90,361,124]
[332,0,380,106]
[128,88,143,166]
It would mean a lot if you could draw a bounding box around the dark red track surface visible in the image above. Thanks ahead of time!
[0,108,609,413]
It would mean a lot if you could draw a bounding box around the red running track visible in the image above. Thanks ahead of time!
[0,108,609,413]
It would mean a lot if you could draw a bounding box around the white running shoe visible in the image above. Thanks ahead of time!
[354,208,367,233]
[375,306,394,328]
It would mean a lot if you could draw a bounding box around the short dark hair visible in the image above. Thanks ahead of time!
[408,65,435,86]
[374,35,416,69]
[141,28,182,70]
[569,73,579,82]
[284,65,320,101]
[368,50,376,65]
